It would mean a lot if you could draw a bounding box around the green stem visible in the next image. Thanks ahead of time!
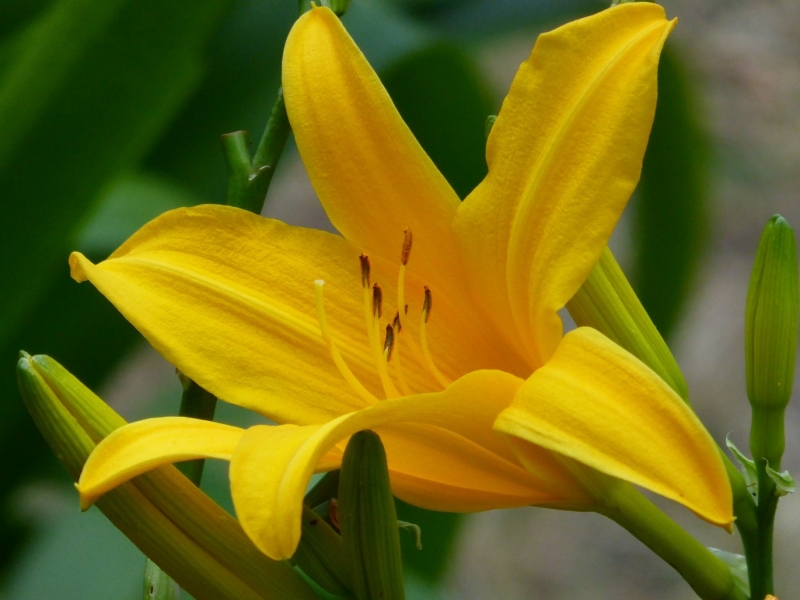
[748,408,785,599]
[592,480,747,600]
[222,88,291,215]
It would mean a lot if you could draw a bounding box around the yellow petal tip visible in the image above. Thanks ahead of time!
[75,483,95,512]
[68,252,90,283]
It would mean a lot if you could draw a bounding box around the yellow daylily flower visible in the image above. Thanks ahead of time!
[70,3,732,561]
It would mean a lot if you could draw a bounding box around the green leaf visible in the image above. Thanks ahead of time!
[0,0,230,345]
[726,436,758,495]
[766,465,795,497]
[707,548,749,598]
[633,43,710,339]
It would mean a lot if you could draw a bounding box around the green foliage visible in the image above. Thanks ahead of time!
[633,43,710,339]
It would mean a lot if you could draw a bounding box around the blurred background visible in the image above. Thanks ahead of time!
[0,0,798,597]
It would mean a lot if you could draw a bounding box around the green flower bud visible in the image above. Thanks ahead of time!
[338,430,405,600]
[746,215,799,412]
[745,215,798,467]
[567,247,689,401]
[17,353,316,600]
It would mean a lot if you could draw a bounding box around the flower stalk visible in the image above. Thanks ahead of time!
[745,215,799,600]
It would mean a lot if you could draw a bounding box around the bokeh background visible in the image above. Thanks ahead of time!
[1,0,798,598]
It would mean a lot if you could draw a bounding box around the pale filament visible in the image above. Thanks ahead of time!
[394,229,450,390]
[420,286,452,388]
[389,315,413,396]
[314,280,378,405]
[365,283,400,399]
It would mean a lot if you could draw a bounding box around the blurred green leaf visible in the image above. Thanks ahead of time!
[0,0,230,346]
[146,0,297,204]
[633,44,710,339]
[0,0,231,576]
[381,42,495,199]
[77,173,200,255]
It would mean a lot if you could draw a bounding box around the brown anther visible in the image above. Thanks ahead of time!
[383,323,395,361]
[423,286,432,323]
[359,254,371,288]
[404,304,408,315]
[372,283,383,318]
[392,312,401,332]
[401,228,413,266]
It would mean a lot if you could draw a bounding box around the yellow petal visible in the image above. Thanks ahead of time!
[454,4,675,367]
[283,6,466,300]
[494,327,733,527]
[229,370,591,560]
[77,417,244,510]
[71,206,528,421]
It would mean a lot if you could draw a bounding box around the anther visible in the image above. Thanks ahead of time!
[359,254,371,288]
[400,228,413,266]
[392,312,401,332]
[422,286,432,323]
[372,283,383,318]
[383,324,395,361]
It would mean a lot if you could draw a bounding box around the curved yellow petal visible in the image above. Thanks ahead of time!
[71,206,528,421]
[454,4,675,367]
[283,6,466,301]
[229,370,591,560]
[494,327,733,527]
[77,417,244,510]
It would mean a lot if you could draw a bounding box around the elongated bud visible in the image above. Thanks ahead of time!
[338,430,405,600]
[746,216,798,467]
[291,506,352,597]
[17,353,316,600]
[567,247,688,401]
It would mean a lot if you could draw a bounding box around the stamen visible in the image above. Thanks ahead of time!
[372,283,383,318]
[419,286,452,388]
[362,275,399,399]
[390,315,413,396]
[359,254,371,288]
[393,312,401,332]
[383,324,395,361]
[400,228,413,266]
[314,280,377,405]
[396,229,413,330]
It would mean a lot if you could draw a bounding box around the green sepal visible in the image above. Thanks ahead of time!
[725,436,758,495]
[567,247,689,401]
[707,548,749,598]
[17,353,317,600]
[338,430,405,600]
[143,558,181,600]
[765,464,795,497]
[397,521,422,550]
[291,506,352,597]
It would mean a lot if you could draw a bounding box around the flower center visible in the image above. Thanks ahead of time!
[314,229,451,403]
